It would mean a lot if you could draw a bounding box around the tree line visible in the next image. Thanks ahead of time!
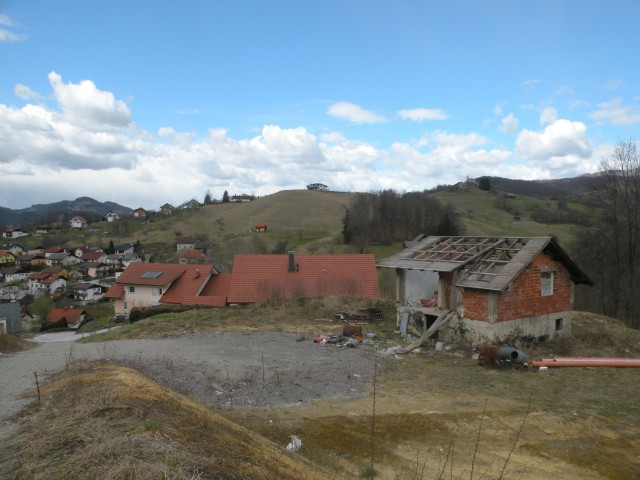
[342,189,460,248]
[572,139,640,328]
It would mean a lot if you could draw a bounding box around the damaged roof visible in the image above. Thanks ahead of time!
[377,236,593,291]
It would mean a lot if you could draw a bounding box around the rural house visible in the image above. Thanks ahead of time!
[105,263,229,315]
[46,308,87,329]
[0,251,17,266]
[103,253,379,315]
[132,207,147,219]
[2,228,30,239]
[226,252,380,304]
[377,236,592,342]
[27,272,67,295]
[306,183,329,191]
[69,216,87,228]
[179,249,210,265]
[160,203,176,215]
[70,283,105,304]
[105,211,120,222]
[176,236,198,254]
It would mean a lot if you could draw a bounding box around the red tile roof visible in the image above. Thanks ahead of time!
[115,263,189,287]
[161,271,230,307]
[42,274,62,285]
[28,272,50,280]
[226,254,380,303]
[47,308,84,325]
[110,263,225,307]
[81,251,105,261]
[179,248,206,258]
[104,284,124,299]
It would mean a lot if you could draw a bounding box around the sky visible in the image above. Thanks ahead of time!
[1,1,639,210]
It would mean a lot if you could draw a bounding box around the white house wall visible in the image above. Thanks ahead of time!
[402,270,439,305]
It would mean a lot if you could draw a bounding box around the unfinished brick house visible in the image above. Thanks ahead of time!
[377,236,592,342]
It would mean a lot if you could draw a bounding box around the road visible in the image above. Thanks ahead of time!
[0,329,375,440]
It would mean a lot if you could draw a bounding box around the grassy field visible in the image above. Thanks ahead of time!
[434,187,595,246]
[4,302,639,480]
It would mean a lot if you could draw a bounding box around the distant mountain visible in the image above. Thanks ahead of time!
[0,197,133,227]
[488,175,597,200]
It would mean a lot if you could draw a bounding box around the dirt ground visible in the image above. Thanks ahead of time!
[2,330,639,479]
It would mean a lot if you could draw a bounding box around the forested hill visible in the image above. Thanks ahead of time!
[0,197,133,227]
[487,175,595,199]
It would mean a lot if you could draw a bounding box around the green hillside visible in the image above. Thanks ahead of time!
[434,187,595,247]
[17,187,595,265]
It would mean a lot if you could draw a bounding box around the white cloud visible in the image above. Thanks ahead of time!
[521,79,541,89]
[327,102,385,124]
[500,113,519,134]
[554,86,574,95]
[516,119,595,172]
[14,83,40,100]
[588,98,640,126]
[603,79,624,91]
[389,132,512,183]
[48,71,132,129]
[0,13,25,42]
[398,108,448,121]
[540,107,557,125]
[493,103,504,116]
[0,72,608,210]
[568,99,589,110]
[553,85,574,95]
[157,127,175,137]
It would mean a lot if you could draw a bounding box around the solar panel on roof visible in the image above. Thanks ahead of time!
[140,271,163,279]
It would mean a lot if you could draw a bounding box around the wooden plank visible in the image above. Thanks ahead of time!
[402,310,453,353]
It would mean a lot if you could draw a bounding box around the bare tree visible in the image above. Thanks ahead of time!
[574,139,640,326]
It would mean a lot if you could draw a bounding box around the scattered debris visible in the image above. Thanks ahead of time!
[313,334,358,347]
[342,324,362,337]
[479,345,528,369]
[379,346,408,356]
[286,435,303,452]
[335,308,384,324]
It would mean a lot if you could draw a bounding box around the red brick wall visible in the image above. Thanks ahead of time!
[460,251,573,323]
[495,252,572,322]
[464,289,489,321]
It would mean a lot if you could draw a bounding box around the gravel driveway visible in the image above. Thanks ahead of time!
[0,331,376,440]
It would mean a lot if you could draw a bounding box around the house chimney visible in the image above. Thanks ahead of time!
[288,251,295,272]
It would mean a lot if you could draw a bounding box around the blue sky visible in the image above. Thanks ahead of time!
[1,1,639,210]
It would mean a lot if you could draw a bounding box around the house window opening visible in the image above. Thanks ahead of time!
[555,318,563,332]
[540,271,554,296]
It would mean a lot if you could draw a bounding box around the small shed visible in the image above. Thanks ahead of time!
[0,302,22,334]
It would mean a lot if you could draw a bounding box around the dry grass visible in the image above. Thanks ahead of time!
[81,297,397,343]
[0,334,34,353]
[0,362,331,480]
[4,306,640,479]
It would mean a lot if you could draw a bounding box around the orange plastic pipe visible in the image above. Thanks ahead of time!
[531,357,640,367]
